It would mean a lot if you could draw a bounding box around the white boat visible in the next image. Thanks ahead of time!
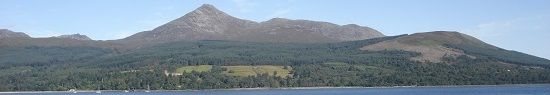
[69,89,77,93]
[96,86,101,93]
[145,85,151,92]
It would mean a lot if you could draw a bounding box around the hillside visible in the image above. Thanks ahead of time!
[361,31,550,68]
[1,31,549,91]
[361,31,492,63]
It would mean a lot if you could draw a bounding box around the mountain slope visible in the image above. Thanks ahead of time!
[0,29,30,38]
[361,31,550,68]
[121,4,384,44]
[1,32,550,91]
[361,31,485,62]
[90,36,404,69]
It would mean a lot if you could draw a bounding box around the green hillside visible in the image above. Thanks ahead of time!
[0,34,549,91]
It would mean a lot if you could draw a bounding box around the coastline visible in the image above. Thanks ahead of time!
[1,84,548,93]
[199,83,550,91]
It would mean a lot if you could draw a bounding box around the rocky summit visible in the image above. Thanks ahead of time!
[53,34,92,40]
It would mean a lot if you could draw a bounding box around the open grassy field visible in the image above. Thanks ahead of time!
[222,65,292,77]
[175,65,212,73]
[175,65,292,77]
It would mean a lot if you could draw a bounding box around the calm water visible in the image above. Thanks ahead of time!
[4,85,550,95]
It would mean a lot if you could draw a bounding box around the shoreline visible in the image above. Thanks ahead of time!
[200,83,550,91]
[0,84,548,93]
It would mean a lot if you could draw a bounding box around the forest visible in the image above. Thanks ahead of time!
[0,36,549,91]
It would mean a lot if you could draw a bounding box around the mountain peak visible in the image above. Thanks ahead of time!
[197,4,216,10]
[187,4,228,18]
[54,34,92,40]
[125,4,258,42]
[0,29,31,38]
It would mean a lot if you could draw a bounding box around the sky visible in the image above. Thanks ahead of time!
[0,0,549,59]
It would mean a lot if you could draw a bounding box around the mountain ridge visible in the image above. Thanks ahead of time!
[122,4,384,44]
[53,34,92,40]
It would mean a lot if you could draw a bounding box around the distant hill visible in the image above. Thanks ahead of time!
[0,29,30,38]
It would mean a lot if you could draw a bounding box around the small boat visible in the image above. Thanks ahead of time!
[96,86,101,93]
[69,89,77,93]
[145,85,151,92]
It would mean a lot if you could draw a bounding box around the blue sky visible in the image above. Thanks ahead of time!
[1,0,549,59]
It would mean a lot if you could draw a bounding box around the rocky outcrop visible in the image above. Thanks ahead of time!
[54,34,92,40]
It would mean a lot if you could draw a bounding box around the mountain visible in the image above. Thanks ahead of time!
[0,32,120,49]
[2,32,550,91]
[1,4,550,91]
[122,4,384,43]
[53,34,92,40]
[15,31,543,91]
[0,29,30,38]
[109,31,550,68]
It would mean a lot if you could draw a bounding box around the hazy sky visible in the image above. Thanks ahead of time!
[1,0,549,59]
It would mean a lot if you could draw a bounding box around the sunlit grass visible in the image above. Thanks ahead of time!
[176,65,213,73]
[175,65,292,77]
[222,65,292,77]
